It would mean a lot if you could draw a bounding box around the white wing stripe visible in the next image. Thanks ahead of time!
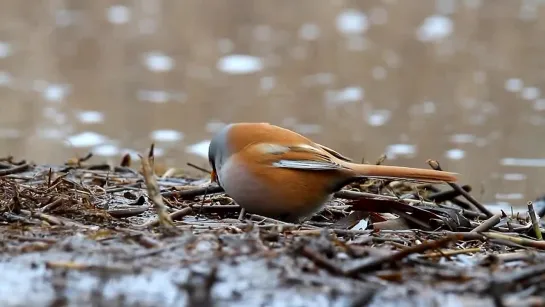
[272,159,339,170]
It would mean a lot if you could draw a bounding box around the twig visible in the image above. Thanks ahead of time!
[344,235,461,276]
[528,201,542,240]
[0,156,13,162]
[482,232,545,250]
[135,207,193,229]
[8,235,58,244]
[105,183,142,193]
[0,162,14,169]
[19,209,86,228]
[162,185,224,198]
[139,154,175,230]
[490,251,544,263]
[195,184,211,218]
[189,204,240,213]
[459,209,488,220]
[427,159,493,217]
[248,214,294,225]
[238,208,246,220]
[0,163,30,176]
[118,241,189,261]
[289,229,378,236]
[186,162,211,174]
[45,173,69,192]
[78,152,93,164]
[421,247,482,258]
[471,213,502,233]
[120,153,131,167]
[298,246,344,275]
[428,185,474,209]
[45,261,133,273]
[108,206,150,218]
[40,197,66,213]
[335,190,437,206]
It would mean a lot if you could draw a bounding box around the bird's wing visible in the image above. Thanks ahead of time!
[314,143,353,162]
[247,142,348,171]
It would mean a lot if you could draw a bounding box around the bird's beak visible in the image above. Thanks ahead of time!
[210,169,218,183]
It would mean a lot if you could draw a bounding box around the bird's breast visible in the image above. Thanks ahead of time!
[217,156,336,222]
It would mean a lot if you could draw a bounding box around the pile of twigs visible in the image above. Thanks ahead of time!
[0,152,545,306]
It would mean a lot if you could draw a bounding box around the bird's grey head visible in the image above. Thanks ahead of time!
[208,124,233,183]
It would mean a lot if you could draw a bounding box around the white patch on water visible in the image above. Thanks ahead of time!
[137,90,170,103]
[43,84,71,102]
[417,15,453,41]
[503,173,526,181]
[385,144,417,159]
[366,110,391,127]
[76,111,104,124]
[336,9,369,34]
[505,78,523,92]
[217,55,264,74]
[495,193,524,200]
[501,158,545,167]
[107,5,130,24]
[521,87,540,100]
[150,130,184,142]
[450,134,476,144]
[0,41,12,58]
[92,144,119,157]
[445,149,465,160]
[143,52,174,72]
[186,140,211,159]
[66,132,108,147]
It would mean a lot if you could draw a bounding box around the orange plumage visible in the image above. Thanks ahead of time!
[208,122,457,222]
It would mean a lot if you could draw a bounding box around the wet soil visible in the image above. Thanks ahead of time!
[0,160,543,307]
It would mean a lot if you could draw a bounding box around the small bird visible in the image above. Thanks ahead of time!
[208,122,458,223]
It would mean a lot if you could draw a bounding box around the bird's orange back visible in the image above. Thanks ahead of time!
[225,123,316,154]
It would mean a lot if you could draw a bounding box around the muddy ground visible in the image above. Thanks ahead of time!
[0,158,544,307]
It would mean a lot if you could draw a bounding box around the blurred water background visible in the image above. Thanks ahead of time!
[1,0,545,208]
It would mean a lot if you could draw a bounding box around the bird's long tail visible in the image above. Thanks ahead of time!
[346,163,458,183]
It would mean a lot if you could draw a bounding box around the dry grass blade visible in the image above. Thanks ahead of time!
[527,201,542,240]
[139,153,175,230]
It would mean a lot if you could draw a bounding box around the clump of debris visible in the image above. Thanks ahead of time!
[0,151,544,307]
